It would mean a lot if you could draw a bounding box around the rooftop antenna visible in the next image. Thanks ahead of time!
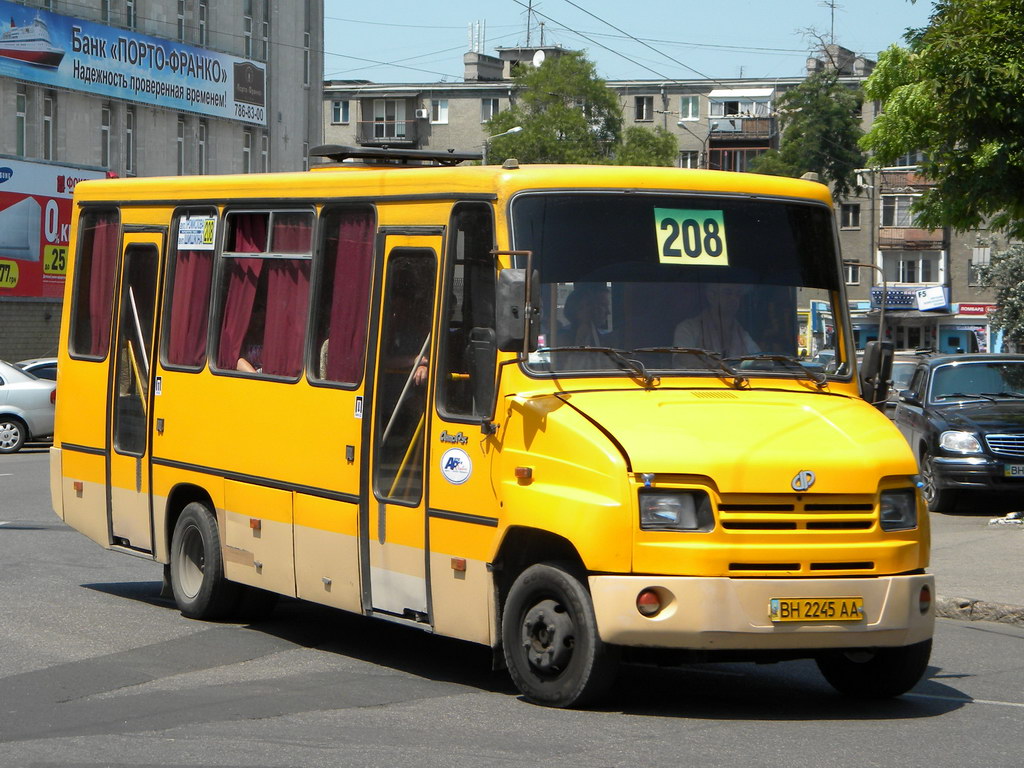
[525,0,534,47]
[819,0,841,45]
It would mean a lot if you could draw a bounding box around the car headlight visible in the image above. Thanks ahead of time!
[880,489,917,532]
[939,430,982,454]
[639,491,714,532]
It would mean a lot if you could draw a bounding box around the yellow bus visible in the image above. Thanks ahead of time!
[51,146,933,707]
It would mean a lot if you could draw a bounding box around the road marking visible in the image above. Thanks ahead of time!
[0,473,12,477]
[907,692,1024,709]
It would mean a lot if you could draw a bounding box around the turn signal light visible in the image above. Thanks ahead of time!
[919,584,932,615]
[50,389,56,405]
[636,588,662,617]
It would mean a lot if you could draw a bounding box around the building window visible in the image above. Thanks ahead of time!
[101,104,111,167]
[16,85,26,157]
[125,107,135,175]
[243,128,253,173]
[635,95,654,121]
[678,150,699,168]
[43,93,54,161]
[125,0,137,30]
[841,203,861,229]
[243,0,253,58]
[260,132,269,172]
[101,0,111,23]
[881,195,919,227]
[262,19,269,60]
[844,262,860,285]
[331,100,350,124]
[373,100,406,139]
[177,0,185,40]
[679,95,699,121]
[303,32,310,85]
[197,120,207,175]
[198,0,207,45]
[177,118,186,175]
[895,150,927,167]
[430,99,448,124]
[968,246,990,286]
[883,250,941,284]
[481,98,499,122]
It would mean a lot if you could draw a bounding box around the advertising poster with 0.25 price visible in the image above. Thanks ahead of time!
[0,158,106,299]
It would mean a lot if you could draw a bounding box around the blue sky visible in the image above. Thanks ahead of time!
[323,0,934,83]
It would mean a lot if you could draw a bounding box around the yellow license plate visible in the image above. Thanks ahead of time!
[769,597,864,622]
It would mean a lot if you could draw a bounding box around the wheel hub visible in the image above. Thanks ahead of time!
[521,598,575,674]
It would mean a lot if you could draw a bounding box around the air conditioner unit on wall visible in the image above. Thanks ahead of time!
[414,109,429,119]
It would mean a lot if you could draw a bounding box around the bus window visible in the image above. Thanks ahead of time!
[164,210,217,369]
[69,209,120,359]
[373,250,436,504]
[213,210,313,378]
[310,207,374,384]
[438,203,496,420]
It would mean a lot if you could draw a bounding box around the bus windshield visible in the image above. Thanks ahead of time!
[510,191,847,378]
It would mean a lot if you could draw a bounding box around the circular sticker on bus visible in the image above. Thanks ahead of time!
[440,448,472,485]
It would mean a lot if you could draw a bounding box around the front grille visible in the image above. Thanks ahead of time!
[717,494,877,531]
[986,434,1024,458]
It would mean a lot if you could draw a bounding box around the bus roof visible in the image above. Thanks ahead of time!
[72,161,834,207]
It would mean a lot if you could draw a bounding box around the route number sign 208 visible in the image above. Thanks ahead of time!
[654,208,730,267]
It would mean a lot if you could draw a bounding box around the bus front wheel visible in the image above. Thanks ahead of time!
[501,562,618,708]
[169,502,240,620]
[816,639,932,698]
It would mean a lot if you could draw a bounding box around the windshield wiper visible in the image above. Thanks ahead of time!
[733,354,829,389]
[980,391,1024,399]
[633,347,749,389]
[539,346,659,387]
[935,392,997,402]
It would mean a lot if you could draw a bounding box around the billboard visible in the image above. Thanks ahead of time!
[0,158,107,299]
[0,1,266,125]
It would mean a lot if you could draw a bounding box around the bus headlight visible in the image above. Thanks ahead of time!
[880,489,917,531]
[939,430,982,454]
[639,491,714,532]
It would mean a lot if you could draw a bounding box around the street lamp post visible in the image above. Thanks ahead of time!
[482,126,522,165]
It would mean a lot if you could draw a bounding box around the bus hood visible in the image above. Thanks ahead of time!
[555,388,916,494]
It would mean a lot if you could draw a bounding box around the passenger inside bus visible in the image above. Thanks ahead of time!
[674,282,759,358]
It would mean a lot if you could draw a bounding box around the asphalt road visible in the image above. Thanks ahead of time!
[2,449,1024,768]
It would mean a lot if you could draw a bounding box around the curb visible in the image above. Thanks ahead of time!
[936,595,1024,628]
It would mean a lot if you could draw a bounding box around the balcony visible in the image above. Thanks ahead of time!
[356,120,420,147]
[878,226,946,250]
[708,116,777,140]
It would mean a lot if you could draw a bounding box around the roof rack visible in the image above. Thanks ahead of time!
[310,144,481,167]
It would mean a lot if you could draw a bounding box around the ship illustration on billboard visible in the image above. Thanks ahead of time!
[0,13,65,68]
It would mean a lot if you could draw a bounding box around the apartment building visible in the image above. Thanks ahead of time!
[323,44,1006,354]
[0,0,323,360]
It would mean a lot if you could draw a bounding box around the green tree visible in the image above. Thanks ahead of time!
[978,245,1024,347]
[484,51,622,165]
[860,0,1024,238]
[615,126,678,166]
[748,68,865,197]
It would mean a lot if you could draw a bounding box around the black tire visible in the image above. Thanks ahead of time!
[816,639,932,699]
[169,501,241,620]
[501,562,619,708]
[0,416,27,454]
[921,452,957,513]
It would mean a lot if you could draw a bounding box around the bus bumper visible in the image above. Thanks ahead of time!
[589,573,934,650]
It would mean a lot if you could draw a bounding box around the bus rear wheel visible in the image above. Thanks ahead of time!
[502,562,618,708]
[816,639,932,698]
[169,502,240,620]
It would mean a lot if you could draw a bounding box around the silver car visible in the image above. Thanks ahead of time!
[0,359,56,453]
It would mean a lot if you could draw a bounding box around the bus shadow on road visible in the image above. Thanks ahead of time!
[85,579,970,718]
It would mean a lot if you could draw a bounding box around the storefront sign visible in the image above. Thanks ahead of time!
[916,286,949,311]
[0,1,266,124]
[957,303,997,316]
[0,158,106,299]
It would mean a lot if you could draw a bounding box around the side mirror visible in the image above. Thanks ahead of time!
[898,389,921,406]
[495,268,540,352]
[860,340,894,408]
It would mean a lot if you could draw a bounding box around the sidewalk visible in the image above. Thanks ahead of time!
[929,509,1024,627]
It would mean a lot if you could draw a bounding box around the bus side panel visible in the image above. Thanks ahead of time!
[59,447,110,548]
[293,494,361,613]
[150,464,225,564]
[428,517,496,646]
[222,479,296,597]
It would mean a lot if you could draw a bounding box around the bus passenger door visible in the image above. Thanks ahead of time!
[107,232,163,554]
[363,235,440,621]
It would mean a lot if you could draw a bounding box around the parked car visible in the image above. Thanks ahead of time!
[0,359,56,453]
[885,352,931,418]
[892,353,1024,512]
[15,357,58,381]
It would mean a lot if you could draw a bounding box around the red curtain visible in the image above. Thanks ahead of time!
[79,215,119,357]
[216,214,266,370]
[262,260,310,376]
[325,210,374,382]
[166,249,213,367]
